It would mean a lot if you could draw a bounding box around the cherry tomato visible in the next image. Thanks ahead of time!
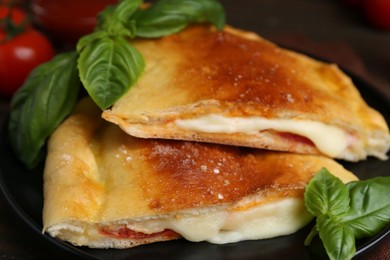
[31,0,118,47]
[0,29,54,97]
[363,0,390,30]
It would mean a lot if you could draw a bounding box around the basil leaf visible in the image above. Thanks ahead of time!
[78,36,145,109]
[134,0,225,38]
[77,31,109,53]
[342,177,390,239]
[317,215,355,260]
[9,52,80,169]
[304,168,350,217]
[114,0,143,22]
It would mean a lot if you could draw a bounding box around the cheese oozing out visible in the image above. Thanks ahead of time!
[175,114,350,157]
[130,197,312,244]
[46,198,313,246]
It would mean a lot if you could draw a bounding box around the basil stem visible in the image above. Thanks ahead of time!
[9,52,80,169]
[96,0,140,37]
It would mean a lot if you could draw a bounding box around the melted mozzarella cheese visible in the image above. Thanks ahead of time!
[127,198,312,244]
[175,114,349,157]
[48,198,312,246]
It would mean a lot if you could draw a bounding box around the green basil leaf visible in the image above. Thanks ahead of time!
[304,168,350,217]
[134,0,225,38]
[78,36,145,109]
[317,215,355,260]
[77,31,109,53]
[342,177,390,239]
[114,0,143,22]
[9,52,80,169]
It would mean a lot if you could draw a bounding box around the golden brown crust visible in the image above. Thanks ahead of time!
[102,25,389,161]
[43,100,105,228]
[43,98,358,248]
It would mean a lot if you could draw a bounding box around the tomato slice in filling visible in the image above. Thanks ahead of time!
[100,225,178,239]
[276,132,315,146]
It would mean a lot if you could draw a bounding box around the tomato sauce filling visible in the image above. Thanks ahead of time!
[100,225,178,240]
[276,132,315,146]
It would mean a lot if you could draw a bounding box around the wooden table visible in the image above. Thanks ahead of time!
[1,0,389,259]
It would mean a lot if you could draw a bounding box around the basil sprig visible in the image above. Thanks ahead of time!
[9,52,80,169]
[77,0,144,109]
[8,0,225,169]
[304,168,390,260]
[77,0,224,109]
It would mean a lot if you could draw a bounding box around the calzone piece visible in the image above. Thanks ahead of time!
[43,98,358,248]
[102,25,390,162]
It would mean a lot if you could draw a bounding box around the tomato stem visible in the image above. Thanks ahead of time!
[0,3,28,43]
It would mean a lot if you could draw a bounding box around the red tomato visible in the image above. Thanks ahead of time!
[0,29,54,97]
[363,0,390,30]
[31,0,118,47]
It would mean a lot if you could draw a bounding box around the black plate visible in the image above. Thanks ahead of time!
[0,72,389,260]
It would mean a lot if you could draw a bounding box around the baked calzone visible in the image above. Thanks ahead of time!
[43,98,358,248]
[103,25,390,162]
